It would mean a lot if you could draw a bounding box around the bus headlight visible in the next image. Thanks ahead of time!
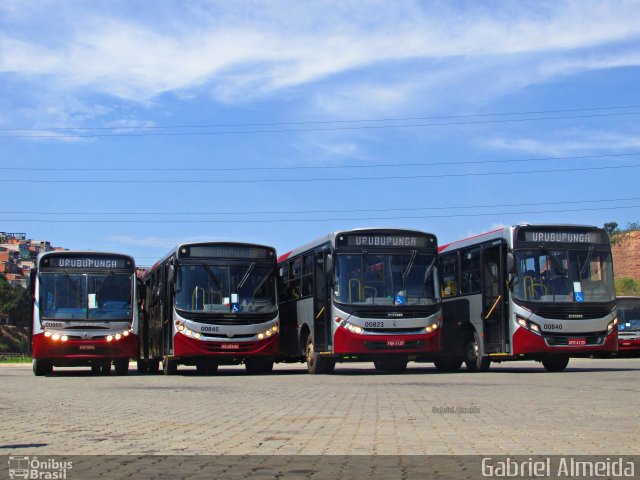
[107,335,114,342]
[343,322,364,334]
[61,335,68,342]
[529,322,541,333]
[122,330,130,337]
[44,331,52,338]
[607,318,618,332]
[51,334,60,341]
[516,316,528,328]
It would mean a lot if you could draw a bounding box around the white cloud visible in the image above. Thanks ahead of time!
[485,129,640,156]
[1,1,640,108]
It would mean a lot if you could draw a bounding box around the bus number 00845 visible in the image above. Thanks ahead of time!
[543,324,562,330]
[364,321,385,328]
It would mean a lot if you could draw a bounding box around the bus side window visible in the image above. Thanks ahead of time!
[290,257,302,299]
[439,253,458,298]
[460,248,481,295]
[302,254,314,297]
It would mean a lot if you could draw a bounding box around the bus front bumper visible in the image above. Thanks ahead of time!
[31,332,138,359]
[173,332,278,358]
[333,327,440,355]
[512,326,617,355]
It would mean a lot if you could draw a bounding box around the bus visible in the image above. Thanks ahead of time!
[31,251,138,376]
[616,296,640,355]
[438,224,617,372]
[139,242,279,375]
[277,228,442,374]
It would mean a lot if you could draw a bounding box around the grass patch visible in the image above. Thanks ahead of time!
[0,355,31,363]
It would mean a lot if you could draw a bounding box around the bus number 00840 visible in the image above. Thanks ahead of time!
[543,324,562,330]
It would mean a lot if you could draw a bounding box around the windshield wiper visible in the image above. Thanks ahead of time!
[402,250,417,280]
[579,246,595,277]
[62,269,79,293]
[539,245,567,276]
[238,262,255,289]
[94,270,114,297]
[200,261,222,290]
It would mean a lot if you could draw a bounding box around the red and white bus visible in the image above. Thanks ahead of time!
[616,296,640,355]
[277,228,442,374]
[438,224,618,372]
[31,251,138,376]
[139,242,279,375]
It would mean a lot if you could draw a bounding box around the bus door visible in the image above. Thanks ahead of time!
[481,242,508,354]
[313,250,331,352]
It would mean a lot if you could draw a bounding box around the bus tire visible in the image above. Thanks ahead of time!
[541,355,570,372]
[147,360,160,374]
[305,336,331,374]
[464,333,491,372]
[136,359,149,374]
[163,357,178,375]
[197,361,219,375]
[92,361,111,375]
[245,358,273,375]
[433,356,463,372]
[114,359,129,376]
[374,356,408,373]
[33,359,52,376]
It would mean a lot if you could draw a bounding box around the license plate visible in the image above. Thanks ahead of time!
[221,344,240,350]
[568,337,586,346]
[386,340,405,347]
[79,345,95,350]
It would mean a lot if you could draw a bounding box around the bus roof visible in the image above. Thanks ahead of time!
[277,227,436,264]
[438,223,605,253]
[144,241,277,278]
[37,250,135,264]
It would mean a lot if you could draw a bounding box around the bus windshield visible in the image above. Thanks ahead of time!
[334,252,439,306]
[618,303,640,332]
[40,272,133,320]
[513,249,614,303]
[175,263,277,314]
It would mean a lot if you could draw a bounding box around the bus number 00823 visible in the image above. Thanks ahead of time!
[364,321,384,328]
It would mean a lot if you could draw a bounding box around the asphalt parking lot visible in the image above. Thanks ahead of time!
[0,358,638,457]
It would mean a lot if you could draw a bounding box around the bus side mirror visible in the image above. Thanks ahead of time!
[29,270,37,300]
[506,252,514,274]
[325,254,334,286]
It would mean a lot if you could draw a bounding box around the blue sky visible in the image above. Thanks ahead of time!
[1,0,640,266]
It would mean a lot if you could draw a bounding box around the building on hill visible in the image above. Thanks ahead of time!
[0,232,59,288]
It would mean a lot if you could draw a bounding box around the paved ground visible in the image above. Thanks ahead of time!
[0,358,638,457]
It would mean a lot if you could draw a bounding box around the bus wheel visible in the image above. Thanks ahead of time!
[464,334,491,372]
[541,355,570,372]
[33,359,52,376]
[196,361,219,375]
[147,360,160,374]
[114,359,129,376]
[433,356,463,372]
[92,361,110,375]
[136,359,149,374]
[374,356,408,373]
[305,336,331,374]
[245,358,273,375]
[163,357,178,375]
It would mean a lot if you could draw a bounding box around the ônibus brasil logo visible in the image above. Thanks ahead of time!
[8,456,72,479]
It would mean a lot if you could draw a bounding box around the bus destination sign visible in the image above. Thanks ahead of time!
[521,230,605,244]
[47,256,129,269]
[340,234,433,248]
[187,246,274,259]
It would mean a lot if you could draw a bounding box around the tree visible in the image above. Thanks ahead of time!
[603,222,619,236]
